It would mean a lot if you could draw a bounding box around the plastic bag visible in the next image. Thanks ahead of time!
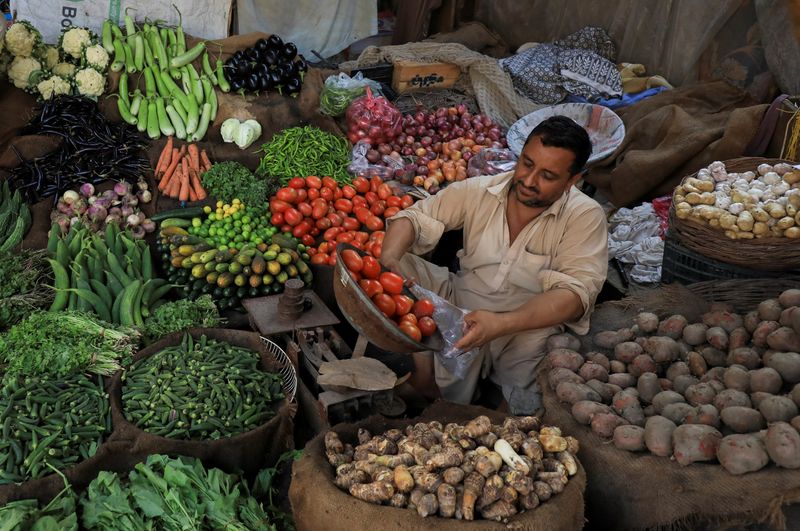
[320,72,382,117]
[345,87,402,146]
[348,141,417,184]
[409,284,481,381]
[467,148,518,177]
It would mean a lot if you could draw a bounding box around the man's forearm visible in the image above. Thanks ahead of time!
[498,288,584,337]
[380,217,416,268]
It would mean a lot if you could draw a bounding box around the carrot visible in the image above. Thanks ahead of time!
[188,183,198,202]
[155,136,174,176]
[159,146,185,191]
[178,158,190,201]
[189,168,207,200]
[188,143,200,173]
[200,149,212,172]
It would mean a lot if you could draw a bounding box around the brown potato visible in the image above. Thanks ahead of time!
[652,391,686,414]
[687,351,708,377]
[609,360,627,374]
[608,372,636,389]
[685,383,717,407]
[717,434,770,475]
[662,402,695,425]
[585,379,615,404]
[635,312,659,334]
[612,390,645,426]
[548,367,584,389]
[794,307,800,335]
[594,328,636,349]
[613,425,646,452]
[792,416,800,433]
[684,404,720,428]
[666,361,691,382]
[556,382,602,405]
[780,307,797,327]
[546,333,582,352]
[721,406,766,433]
[766,327,800,352]
[765,422,800,469]
[659,378,674,391]
[644,415,677,457]
[606,383,623,395]
[766,352,800,384]
[752,321,780,347]
[637,373,661,404]
[682,323,709,346]
[571,400,612,425]
[707,379,726,393]
[705,327,729,351]
[658,315,689,340]
[586,352,610,371]
[614,341,644,363]
[629,354,657,378]
[750,392,774,409]
[714,389,752,411]
[729,328,750,351]
[645,336,681,363]
[579,362,609,383]
[702,311,744,333]
[779,289,800,308]
[723,365,750,393]
[759,395,799,423]
[749,367,783,394]
[702,366,727,382]
[727,348,761,370]
[591,412,627,439]
[701,347,727,368]
[744,311,761,334]
[758,299,784,322]
[547,349,584,372]
[672,424,722,466]
[672,374,700,395]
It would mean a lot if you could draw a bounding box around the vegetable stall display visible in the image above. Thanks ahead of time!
[222,35,308,96]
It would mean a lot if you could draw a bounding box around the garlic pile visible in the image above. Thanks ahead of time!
[674,161,800,239]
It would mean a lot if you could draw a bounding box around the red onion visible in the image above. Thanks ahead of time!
[402,146,413,156]
[457,104,467,115]
[476,134,486,144]
[405,136,415,145]
[420,136,432,147]
[367,149,381,164]
[415,147,427,157]
[487,128,501,141]
[417,166,429,176]
[463,151,473,162]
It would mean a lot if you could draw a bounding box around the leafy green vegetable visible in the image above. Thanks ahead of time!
[143,294,221,341]
[0,249,53,331]
[201,161,276,205]
[0,467,78,531]
[253,450,303,531]
[0,311,140,379]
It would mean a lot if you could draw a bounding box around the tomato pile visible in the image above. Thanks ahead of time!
[268,175,414,266]
[340,249,437,342]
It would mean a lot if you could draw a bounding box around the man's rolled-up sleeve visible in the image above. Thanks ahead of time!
[538,203,608,335]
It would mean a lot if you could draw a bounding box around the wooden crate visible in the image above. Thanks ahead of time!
[391,60,461,93]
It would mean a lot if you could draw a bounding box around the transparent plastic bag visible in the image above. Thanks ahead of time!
[320,72,382,117]
[345,87,402,145]
[467,148,518,177]
[348,141,417,184]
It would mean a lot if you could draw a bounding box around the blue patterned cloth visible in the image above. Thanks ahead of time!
[566,86,670,110]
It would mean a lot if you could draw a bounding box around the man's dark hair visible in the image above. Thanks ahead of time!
[524,115,592,175]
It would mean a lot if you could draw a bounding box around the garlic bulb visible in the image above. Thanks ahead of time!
[757,163,773,176]
[762,172,781,185]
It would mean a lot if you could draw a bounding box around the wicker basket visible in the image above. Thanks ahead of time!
[668,157,800,271]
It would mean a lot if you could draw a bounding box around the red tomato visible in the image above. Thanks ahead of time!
[369,231,385,242]
[418,316,437,337]
[348,269,361,282]
[358,279,383,298]
[305,176,322,189]
[386,196,403,208]
[361,256,381,279]
[342,217,360,231]
[270,212,284,226]
[280,224,292,233]
[399,322,422,342]
[341,249,363,272]
[292,220,312,237]
[320,187,334,202]
[307,247,318,256]
[354,207,371,225]
[317,242,330,254]
[352,177,370,194]
[400,195,414,209]
[316,217,332,230]
[284,208,303,226]
[307,188,320,201]
[413,299,435,318]
[270,199,292,213]
[377,183,393,200]
[327,213,343,227]
[334,199,353,214]
[342,185,357,199]
[350,241,364,250]
[354,231,369,244]
[311,253,329,265]
[364,191,379,205]
[371,243,382,258]
[327,254,337,266]
[335,232,354,243]
[288,177,306,189]
[370,201,386,217]
[322,176,338,189]
[384,206,400,218]
[352,196,368,209]
[311,203,327,220]
[373,293,396,318]
[379,272,404,295]
[370,176,382,193]
[276,187,298,203]
[310,227,320,236]
[301,234,315,246]
[399,313,417,325]
[323,227,343,241]
[296,188,308,203]
[297,202,313,217]
[393,294,414,316]
[365,216,384,232]
[333,187,343,200]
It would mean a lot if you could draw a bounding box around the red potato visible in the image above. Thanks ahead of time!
[766,352,800,384]
[684,404,720,428]
[637,373,661,403]
[717,434,770,475]
[548,368,584,389]
[701,347,727,368]
[556,382,602,405]
[723,366,750,393]
[609,360,627,374]
[635,312,659,334]
[644,416,677,457]
[702,311,744,333]
[594,328,636,349]
[608,373,636,389]
[672,424,722,466]
[729,328,751,351]
[586,352,611,371]
[585,379,615,403]
[779,289,800,308]
[579,362,609,383]
[765,422,800,469]
[705,327,729,351]
[629,354,657,378]
[652,391,686,414]
[591,413,627,439]
[727,348,761,370]
[721,406,766,433]
[752,321,780,347]
[672,375,700,395]
[758,395,799,423]
[547,349,584,372]
[612,390,646,427]
[614,342,643,363]
[571,400,612,425]
[658,315,689,340]
[634,337,648,348]
[682,323,709,346]
[758,299,784,322]
[666,361,691,382]
[661,402,695,425]
[749,367,783,395]
[744,311,761,334]
[780,307,797,327]
[766,327,800,352]
[687,351,708,378]
[546,333,582,352]
[713,389,752,411]
[613,425,646,452]
[685,383,717,407]
[645,337,681,363]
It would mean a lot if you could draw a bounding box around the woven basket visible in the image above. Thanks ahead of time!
[668,157,800,271]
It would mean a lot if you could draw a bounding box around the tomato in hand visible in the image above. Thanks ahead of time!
[373,293,396,318]
[361,256,381,279]
[358,279,383,298]
[399,322,422,342]
[379,272,404,295]
[392,294,414,316]
[418,316,437,337]
[413,299,435,318]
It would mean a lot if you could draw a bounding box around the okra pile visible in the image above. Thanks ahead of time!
[122,333,284,440]
[0,374,111,484]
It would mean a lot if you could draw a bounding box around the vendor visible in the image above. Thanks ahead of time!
[380,116,608,409]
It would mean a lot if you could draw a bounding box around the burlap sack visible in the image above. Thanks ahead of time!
[540,281,800,531]
[107,328,296,475]
[290,400,586,531]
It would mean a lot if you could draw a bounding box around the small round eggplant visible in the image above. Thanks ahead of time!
[285,76,302,95]
[245,48,259,62]
[268,70,282,87]
[267,34,283,49]
[246,73,260,91]
[233,50,245,62]
[257,73,270,92]
[295,57,309,73]
[264,49,278,67]
[255,62,270,77]
[235,62,249,77]
[281,42,298,60]
[230,78,244,92]
[255,38,268,52]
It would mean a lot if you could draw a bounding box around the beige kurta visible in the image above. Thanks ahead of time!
[390,171,608,404]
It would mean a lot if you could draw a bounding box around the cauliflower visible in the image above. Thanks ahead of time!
[0,24,5,55]
[83,44,109,72]
[38,45,60,69]
[37,75,72,100]
[5,21,42,58]
[61,27,92,60]
[52,62,76,78]
[8,56,43,90]
[74,67,105,98]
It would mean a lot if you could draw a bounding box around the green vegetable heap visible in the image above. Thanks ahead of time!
[0,180,32,252]
[143,294,221,340]
[200,161,277,206]
[256,125,352,186]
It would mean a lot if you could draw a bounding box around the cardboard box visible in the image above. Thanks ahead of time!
[391,60,461,93]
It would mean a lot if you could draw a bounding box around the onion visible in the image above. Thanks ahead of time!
[415,147,427,157]
[366,149,381,164]
[420,136,432,147]
[405,136,415,145]
[417,165,429,176]
[457,104,467,115]
[487,128,501,141]
[401,146,413,156]
[463,151,473,162]
[482,115,493,127]
[436,108,447,118]
[476,134,486,145]
[121,205,134,218]
[104,214,120,225]
[109,206,122,217]
[378,144,392,156]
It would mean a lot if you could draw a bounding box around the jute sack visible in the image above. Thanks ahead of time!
[108,328,296,475]
[290,400,586,531]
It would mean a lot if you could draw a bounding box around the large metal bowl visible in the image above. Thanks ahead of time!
[332,243,444,353]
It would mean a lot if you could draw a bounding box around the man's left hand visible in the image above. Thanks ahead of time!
[454,310,506,351]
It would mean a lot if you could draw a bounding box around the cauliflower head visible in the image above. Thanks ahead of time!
[83,44,109,72]
[37,75,72,100]
[5,21,42,58]
[61,27,92,59]
[38,45,60,69]
[74,67,105,97]
[52,62,76,78]
[8,56,43,90]
[0,25,5,55]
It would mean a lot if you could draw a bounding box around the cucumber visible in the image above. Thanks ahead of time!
[160,217,193,228]
[151,206,206,222]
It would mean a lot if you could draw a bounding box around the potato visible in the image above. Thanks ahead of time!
[701,347,727,368]
[744,311,761,334]
[612,390,645,426]
[637,373,661,403]
[594,328,636,349]
[629,354,657,378]
[548,367,584,389]
[717,434,770,475]
[794,307,800,335]
[766,327,800,352]
[644,416,677,457]
[750,392,773,409]
[672,425,722,465]
[652,391,686,414]
[645,337,681,363]
[571,400,612,425]
[666,361,690,382]
[547,349,584,372]
[792,416,800,433]
[658,315,689,340]
[578,362,609,383]
[556,382,602,405]
[634,336,648,348]
[762,350,778,367]
[682,324,709,346]
[779,289,800,308]
[613,425,646,452]
[662,402,695,425]
[684,404,720,428]
[635,312,659,334]
[546,333,582,352]
[793,384,800,407]
[765,422,800,469]
[766,352,800,384]
[585,379,615,403]
[752,321,780,347]
[758,299,784,322]
[727,348,761,370]
[659,378,674,391]
[749,367,783,394]
[591,413,627,439]
[585,352,610,371]
[687,351,708,377]
[705,327,729,351]
[714,389,752,410]
[707,379,726,393]
[721,406,766,433]
[729,328,750,351]
[780,307,797,327]
[672,375,700,395]
[758,395,799,423]
[702,311,744,333]
[723,365,750,393]
[608,373,636,388]
[685,383,718,407]
[614,342,643,363]
[609,360,627,374]
[607,383,623,395]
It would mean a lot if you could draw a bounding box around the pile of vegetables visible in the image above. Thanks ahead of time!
[0,249,53,330]
[674,161,800,239]
[155,138,210,201]
[185,201,279,251]
[47,223,169,326]
[257,126,352,186]
[223,35,307,96]
[106,9,223,141]
[546,287,800,474]
[5,21,110,99]
[0,311,139,378]
[0,373,111,483]
[143,294,221,341]
[9,96,149,204]
[0,485,77,530]
[50,180,154,236]
[0,181,32,251]
[200,160,277,205]
[326,415,579,521]
[122,333,284,440]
